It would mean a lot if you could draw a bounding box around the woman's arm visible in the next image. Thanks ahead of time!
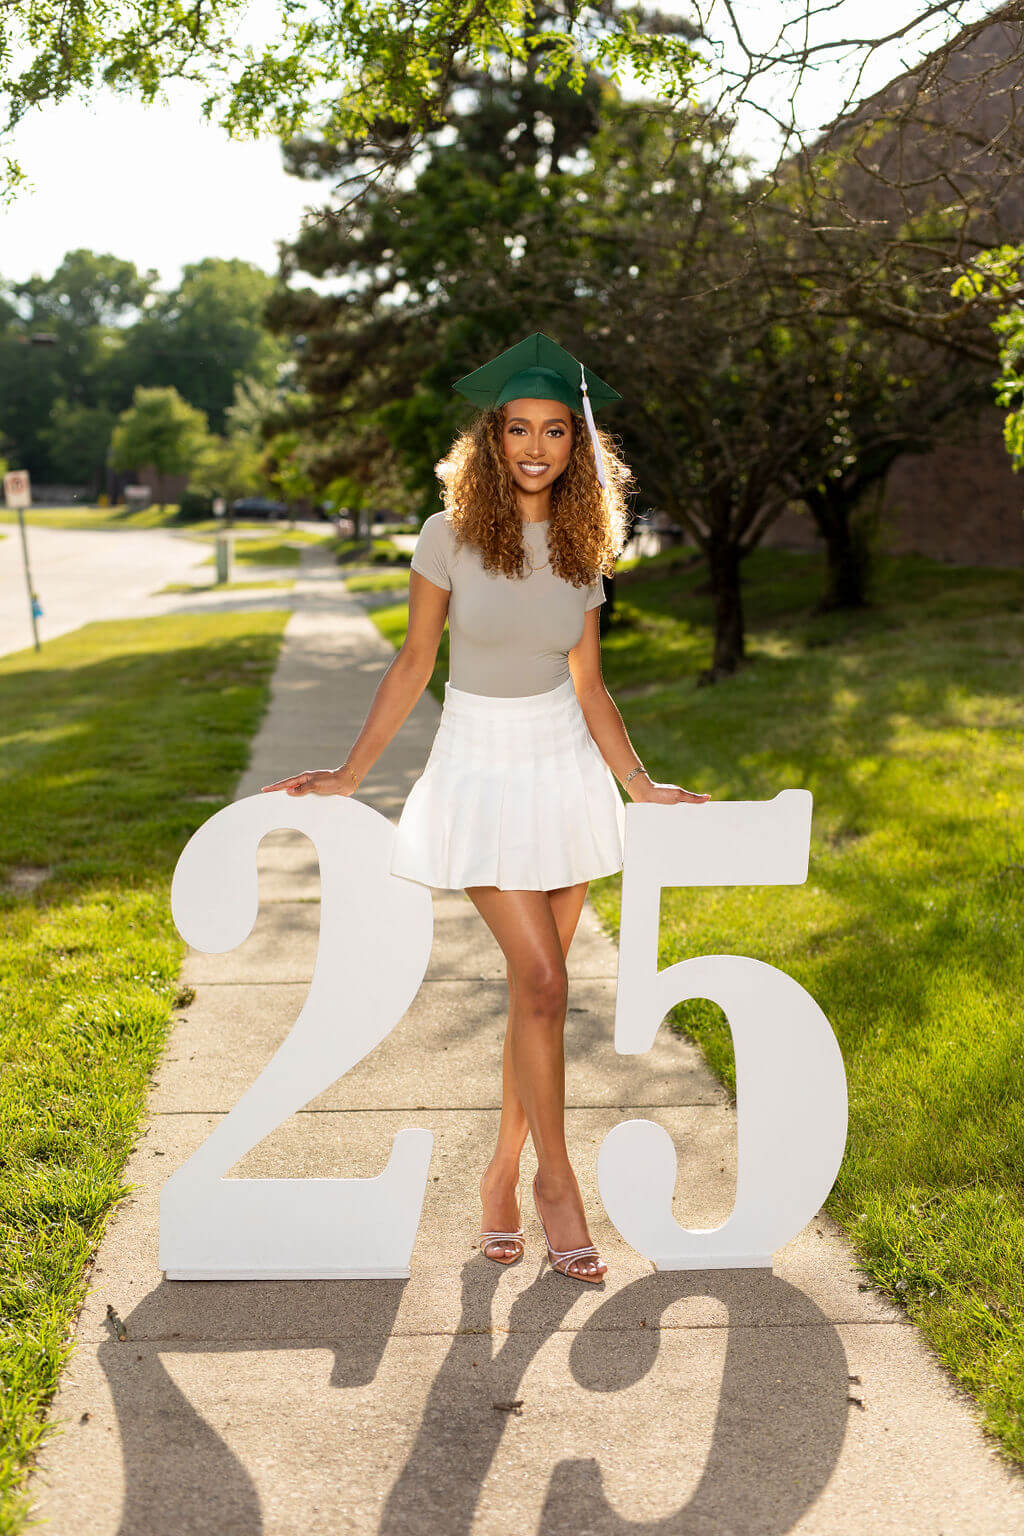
[261,569,450,797]
[568,608,710,806]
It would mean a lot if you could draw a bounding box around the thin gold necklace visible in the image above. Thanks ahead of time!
[523,519,550,573]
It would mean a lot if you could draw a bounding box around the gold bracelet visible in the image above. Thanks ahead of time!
[340,762,361,789]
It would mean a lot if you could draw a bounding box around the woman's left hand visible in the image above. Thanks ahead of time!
[629,775,711,805]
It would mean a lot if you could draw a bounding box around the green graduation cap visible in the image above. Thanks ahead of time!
[452,331,621,489]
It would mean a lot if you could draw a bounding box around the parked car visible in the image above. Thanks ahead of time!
[230,496,290,520]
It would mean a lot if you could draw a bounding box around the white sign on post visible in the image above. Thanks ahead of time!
[3,469,31,508]
[160,789,847,1280]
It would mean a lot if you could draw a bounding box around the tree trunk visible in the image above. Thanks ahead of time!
[704,539,745,682]
[822,514,869,610]
[807,483,871,611]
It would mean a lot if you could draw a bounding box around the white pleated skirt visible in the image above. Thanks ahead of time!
[389,674,626,892]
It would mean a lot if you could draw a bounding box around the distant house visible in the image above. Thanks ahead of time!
[106,464,189,507]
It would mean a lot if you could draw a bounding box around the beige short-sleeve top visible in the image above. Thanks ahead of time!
[409,511,606,698]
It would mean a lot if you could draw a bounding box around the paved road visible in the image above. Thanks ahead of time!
[0,524,304,659]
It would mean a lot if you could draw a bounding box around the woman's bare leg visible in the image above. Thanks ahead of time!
[466,881,606,1279]
[490,880,589,1175]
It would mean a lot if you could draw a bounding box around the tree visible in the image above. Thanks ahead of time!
[265,5,650,510]
[265,7,1024,676]
[263,430,316,521]
[0,318,64,479]
[43,402,119,491]
[114,258,288,433]
[11,248,156,414]
[551,53,1020,661]
[15,248,154,335]
[109,386,209,511]
[188,433,264,514]
[0,250,154,478]
[268,64,845,674]
[0,0,700,203]
[779,323,992,610]
[0,251,290,484]
[6,0,1019,220]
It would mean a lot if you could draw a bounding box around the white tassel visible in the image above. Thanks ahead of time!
[579,361,606,489]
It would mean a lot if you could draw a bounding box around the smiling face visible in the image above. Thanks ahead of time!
[500,397,574,493]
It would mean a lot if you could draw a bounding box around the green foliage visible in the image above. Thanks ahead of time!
[263,428,315,508]
[13,249,153,332]
[0,253,287,484]
[0,0,699,203]
[333,535,411,565]
[109,386,209,506]
[321,474,369,514]
[175,487,215,521]
[265,24,646,513]
[188,430,264,504]
[366,538,411,565]
[113,258,288,434]
[0,251,154,482]
[41,402,118,486]
[952,244,1024,472]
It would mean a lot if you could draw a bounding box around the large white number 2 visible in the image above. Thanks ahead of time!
[159,794,435,1279]
[160,788,847,1279]
[598,789,848,1270]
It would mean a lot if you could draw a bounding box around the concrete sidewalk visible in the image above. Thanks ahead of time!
[27,557,1024,1534]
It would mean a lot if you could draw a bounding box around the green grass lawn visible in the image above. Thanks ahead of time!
[343,569,414,593]
[0,507,335,536]
[154,578,297,594]
[191,529,335,550]
[370,544,1024,1467]
[191,534,340,573]
[198,539,302,567]
[0,504,183,531]
[0,609,288,1534]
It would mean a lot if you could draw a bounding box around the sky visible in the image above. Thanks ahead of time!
[0,0,993,291]
[0,85,317,288]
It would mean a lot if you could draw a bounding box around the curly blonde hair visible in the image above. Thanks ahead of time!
[433,405,634,586]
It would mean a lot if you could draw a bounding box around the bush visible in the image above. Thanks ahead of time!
[371,540,412,565]
[176,488,214,522]
[332,537,412,566]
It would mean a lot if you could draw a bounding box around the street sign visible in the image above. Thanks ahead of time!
[5,469,40,649]
[3,469,31,508]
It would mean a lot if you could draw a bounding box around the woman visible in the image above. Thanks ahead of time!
[262,333,710,1284]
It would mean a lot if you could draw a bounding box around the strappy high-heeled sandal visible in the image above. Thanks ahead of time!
[478,1174,525,1265]
[478,1228,526,1265]
[532,1178,606,1284]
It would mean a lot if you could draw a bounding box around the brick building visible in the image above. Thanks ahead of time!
[767,10,1024,568]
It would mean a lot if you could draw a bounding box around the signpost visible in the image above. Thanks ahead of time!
[3,469,41,652]
[213,500,231,584]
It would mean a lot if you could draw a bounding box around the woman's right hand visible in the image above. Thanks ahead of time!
[260,767,358,797]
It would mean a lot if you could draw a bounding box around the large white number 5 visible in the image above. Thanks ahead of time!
[159,795,435,1280]
[597,789,848,1270]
